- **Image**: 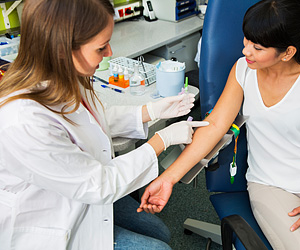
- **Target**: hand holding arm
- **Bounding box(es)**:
[289,207,300,231]
[140,120,209,213]
[156,120,209,150]
[146,120,209,156]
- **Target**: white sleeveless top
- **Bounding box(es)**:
[236,57,300,193]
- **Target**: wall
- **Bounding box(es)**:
[0,2,21,32]
[113,0,140,7]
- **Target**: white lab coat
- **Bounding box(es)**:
[0,86,158,250]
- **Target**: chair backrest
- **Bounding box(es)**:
[199,0,260,192]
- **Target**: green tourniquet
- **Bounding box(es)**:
[230,126,240,137]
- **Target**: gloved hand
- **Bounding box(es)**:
[156,120,209,150]
[146,94,195,121]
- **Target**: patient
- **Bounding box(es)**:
[138,0,300,249]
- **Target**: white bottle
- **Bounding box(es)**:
[118,66,124,82]
[124,67,130,87]
[130,62,145,95]
[113,65,118,82]
[124,68,129,81]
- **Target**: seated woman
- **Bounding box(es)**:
[138,0,300,249]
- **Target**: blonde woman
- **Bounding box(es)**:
[0,0,208,249]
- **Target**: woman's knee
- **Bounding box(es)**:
[114,195,171,243]
[114,225,172,250]
[248,182,300,250]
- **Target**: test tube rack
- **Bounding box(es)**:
[108,57,156,86]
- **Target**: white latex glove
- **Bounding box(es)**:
[156,120,209,150]
[146,94,195,121]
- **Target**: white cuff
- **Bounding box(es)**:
[146,102,156,121]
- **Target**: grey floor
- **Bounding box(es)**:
[156,156,222,250]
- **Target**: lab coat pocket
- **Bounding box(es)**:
[11,227,71,250]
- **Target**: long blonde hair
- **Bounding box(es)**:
[0,0,114,117]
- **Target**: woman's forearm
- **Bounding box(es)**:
[160,120,228,185]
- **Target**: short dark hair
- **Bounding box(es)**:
[243,0,300,63]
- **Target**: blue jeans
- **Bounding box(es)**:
[114,195,172,250]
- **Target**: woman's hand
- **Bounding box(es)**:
[146,94,195,121]
[137,176,174,214]
[156,120,209,150]
[288,207,300,231]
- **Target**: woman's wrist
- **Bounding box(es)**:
[161,167,182,185]
[147,133,165,156]
[142,105,151,123]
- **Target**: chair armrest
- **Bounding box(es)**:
[221,214,268,250]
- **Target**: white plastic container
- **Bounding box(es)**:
[156,60,185,97]
[108,57,156,86]
[0,37,20,58]
[130,62,145,95]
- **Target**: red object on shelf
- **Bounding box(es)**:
[118,9,124,17]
